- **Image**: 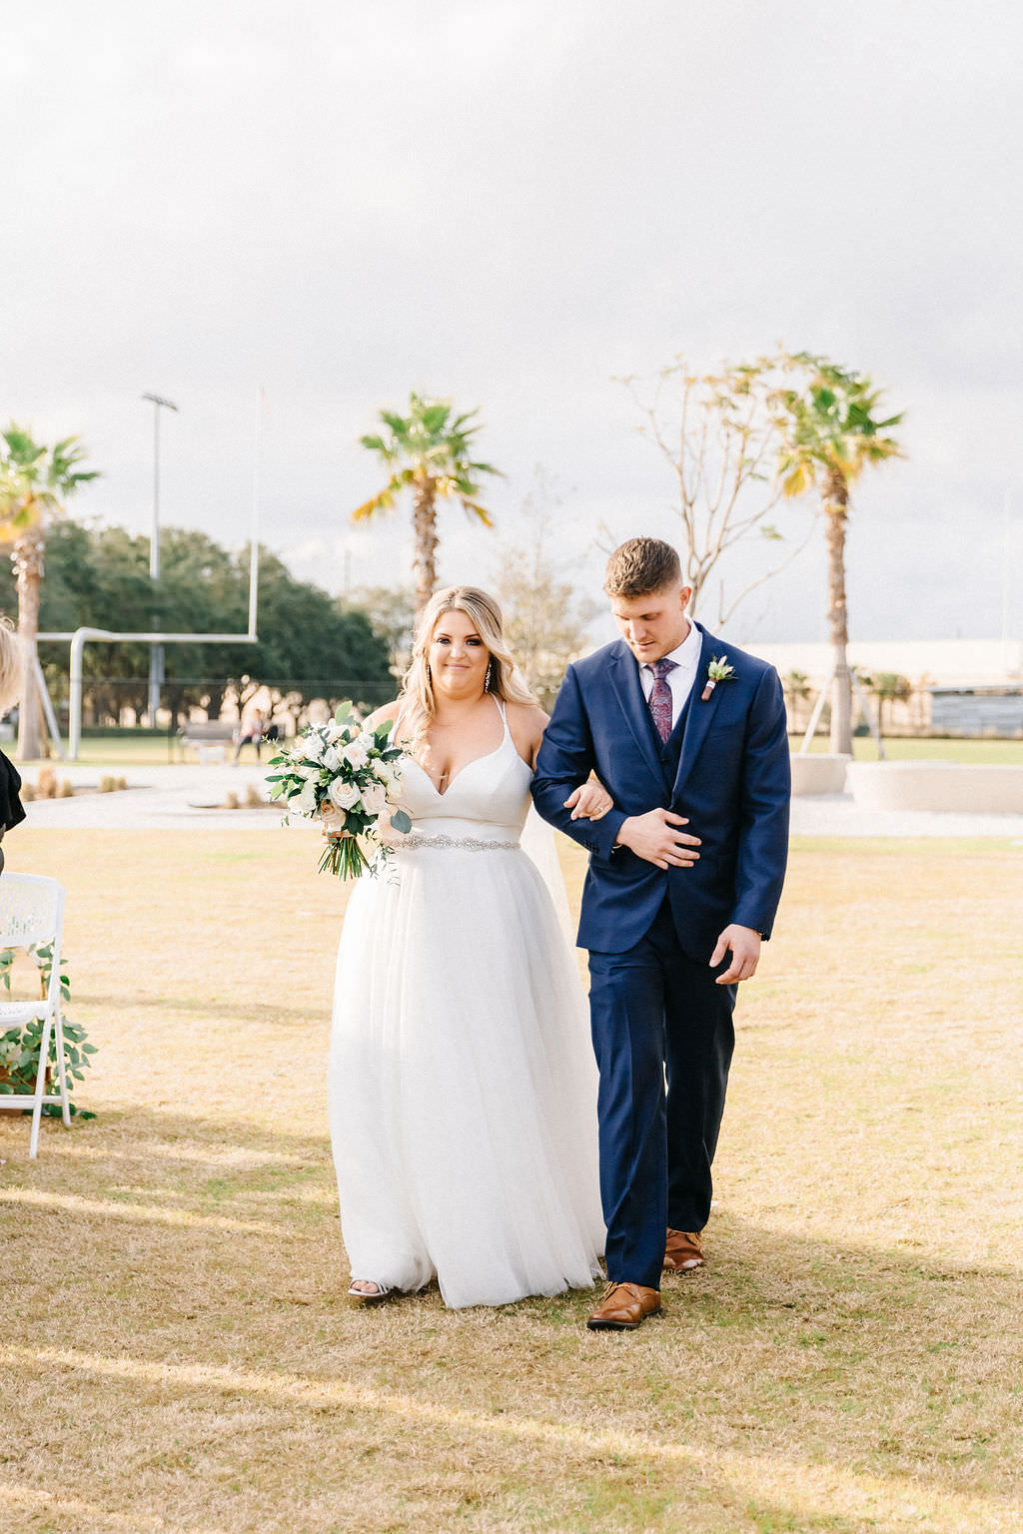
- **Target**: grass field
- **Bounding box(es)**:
[795,736,1023,764]
[1,830,1022,1533]
[17,736,225,768]
[18,739,281,770]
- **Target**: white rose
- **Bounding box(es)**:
[297,778,319,816]
[378,762,404,801]
[342,738,370,770]
[322,744,340,772]
[328,778,361,811]
[360,782,387,816]
[303,733,325,764]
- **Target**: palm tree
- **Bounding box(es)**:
[0,425,98,758]
[352,393,500,618]
[871,671,913,738]
[774,356,903,755]
[781,669,812,733]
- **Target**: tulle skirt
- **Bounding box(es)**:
[328,842,604,1308]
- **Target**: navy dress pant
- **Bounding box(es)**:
[587,898,736,1290]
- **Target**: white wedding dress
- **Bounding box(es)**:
[328,700,604,1309]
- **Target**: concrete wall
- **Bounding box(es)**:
[847,761,1023,813]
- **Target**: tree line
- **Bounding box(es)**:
[0,522,394,728]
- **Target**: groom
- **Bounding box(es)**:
[533,537,790,1330]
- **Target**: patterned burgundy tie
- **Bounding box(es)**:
[647,658,677,743]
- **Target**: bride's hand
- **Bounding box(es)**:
[375,810,401,847]
[564,781,614,821]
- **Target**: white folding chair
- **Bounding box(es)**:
[0,874,69,1158]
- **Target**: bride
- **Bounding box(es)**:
[327,585,608,1309]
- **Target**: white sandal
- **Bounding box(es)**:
[348,1280,394,1302]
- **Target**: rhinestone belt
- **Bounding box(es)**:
[397,832,520,852]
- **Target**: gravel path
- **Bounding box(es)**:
[16,764,1023,839]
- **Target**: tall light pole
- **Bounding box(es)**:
[141,392,178,725]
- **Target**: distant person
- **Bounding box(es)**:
[232,709,267,764]
[0,621,27,873]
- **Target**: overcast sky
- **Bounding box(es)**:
[3,1,1021,646]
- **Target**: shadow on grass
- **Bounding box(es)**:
[0,1099,329,1166]
[3,1108,1021,1529]
[78,991,330,1026]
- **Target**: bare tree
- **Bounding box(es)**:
[494,473,598,710]
[620,357,817,627]
[343,585,416,676]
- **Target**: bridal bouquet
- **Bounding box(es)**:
[266,703,411,880]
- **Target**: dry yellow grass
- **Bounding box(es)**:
[1,829,1021,1534]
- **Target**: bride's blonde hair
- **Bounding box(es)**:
[399,586,536,751]
[0,619,25,719]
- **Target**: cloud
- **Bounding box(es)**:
[2,1,1021,641]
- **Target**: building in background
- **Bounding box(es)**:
[744,639,1023,737]
[928,684,1023,737]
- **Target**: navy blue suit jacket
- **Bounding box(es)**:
[532,624,790,959]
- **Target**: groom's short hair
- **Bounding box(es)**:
[604,538,682,598]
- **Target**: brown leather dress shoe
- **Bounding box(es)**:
[663,1228,705,1272]
[586,1281,662,1331]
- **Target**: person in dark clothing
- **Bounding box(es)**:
[0,752,25,873]
[0,620,26,873]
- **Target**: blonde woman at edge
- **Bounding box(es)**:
[0,620,27,872]
[327,586,609,1308]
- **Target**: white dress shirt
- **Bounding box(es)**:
[637,621,703,728]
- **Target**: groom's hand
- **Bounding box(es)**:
[615,809,701,869]
[711,925,761,984]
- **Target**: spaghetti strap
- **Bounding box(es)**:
[391,700,414,739]
[492,694,510,740]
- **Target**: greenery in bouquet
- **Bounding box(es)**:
[266,702,411,879]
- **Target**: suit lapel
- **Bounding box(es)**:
[672,624,720,799]
[607,641,668,788]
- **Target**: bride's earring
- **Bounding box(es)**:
[485,661,493,692]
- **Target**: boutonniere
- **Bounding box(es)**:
[701,655,736,702]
